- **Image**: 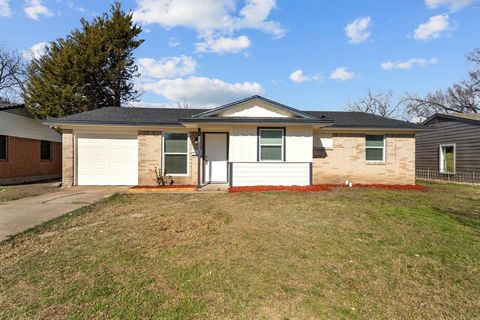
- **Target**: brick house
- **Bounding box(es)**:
[0,103,62,185]
[44,96,423,187]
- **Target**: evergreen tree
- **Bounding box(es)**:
[24,2,143,118]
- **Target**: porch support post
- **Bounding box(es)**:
[196,127,201,190]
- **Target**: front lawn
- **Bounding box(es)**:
[1,183,479,319]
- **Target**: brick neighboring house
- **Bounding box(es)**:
[45,96,424,187]
[0,103,62,185]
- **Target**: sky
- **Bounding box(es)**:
[0,0,479,111]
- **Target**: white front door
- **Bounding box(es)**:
[204,133,228,183]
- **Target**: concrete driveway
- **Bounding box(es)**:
[0,186,127,242]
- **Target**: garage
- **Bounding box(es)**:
[76,134,138,185]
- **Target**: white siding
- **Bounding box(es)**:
[285,126,313,162]
[228,125,313,162]
[231,162,310,186]
[229,126,257,162]
[0,111,62,142]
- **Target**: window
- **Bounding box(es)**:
[164,133,188,175]
[0,135,7,160]
[259,128,284,161]
[40,140,51,160]
[365,135,385,161]
[439,144,455,174]
[316,133,333,149]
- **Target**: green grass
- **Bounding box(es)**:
[1,182,479,319]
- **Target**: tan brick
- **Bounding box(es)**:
[61,129,74,187]
[313,133,415,185]
[138,131,199,186]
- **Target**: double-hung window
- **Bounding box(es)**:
[164,133,188,175]
[0,135,7,160]
[365,135,385,162]
[259,128,284,161]
[439,144,455,174]
[40,140,51,160]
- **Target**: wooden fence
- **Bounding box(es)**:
[416,169,477,186]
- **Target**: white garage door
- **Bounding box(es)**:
[77,134,138,185]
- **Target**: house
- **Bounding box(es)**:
[44,96,423,187]
[416,113,480,184]
[0,103,62,185]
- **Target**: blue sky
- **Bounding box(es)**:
[0,0,479,110]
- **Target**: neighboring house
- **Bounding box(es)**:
[44,96,423,187]
[416,113,480,184]
[0,103,62,185]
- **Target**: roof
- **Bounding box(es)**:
[423,112,480,125]
[44,96,424,130]
[44,106,423,129]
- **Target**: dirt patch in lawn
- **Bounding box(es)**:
[0,183,479,319]
[0,181,60,203]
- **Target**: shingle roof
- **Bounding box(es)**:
[44,107,205,125]
[307,111,423,129]
[424,112,480,125]
[44,106,424,129]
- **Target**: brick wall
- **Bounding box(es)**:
[0,136,62,185]
[138,131,199,186]
[312,133,415,185]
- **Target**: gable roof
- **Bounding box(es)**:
[423,112,480,125]
[191,95,318,119]
[44,106,423,130]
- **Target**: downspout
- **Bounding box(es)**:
[196,128,201,190]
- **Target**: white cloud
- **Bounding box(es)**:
[137,55,198,79]
[425,0,475,11]
[381,58,438,70]
[23,42,48,60]
[413,15,451,41]
[330,67,355,81]
[196,35,251,54]
[133,0,285,38]
[0,0,11,17]
[169,37,181,47]
[289,69,321,83]
[141,76,264,108]
[345,16,372,44]
[24,0,53,20]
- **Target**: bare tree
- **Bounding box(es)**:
[0,46,28,102]
[176,97,191,109]
[404,47,480,118]
[346,90,405,118]
[404,82,479,118]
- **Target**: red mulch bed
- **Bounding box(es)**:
[228,184,428,193]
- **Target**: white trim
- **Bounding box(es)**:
[259,128,284,162]
[439,143,456,174]
[365,135,386,163]
[162,132,190,177]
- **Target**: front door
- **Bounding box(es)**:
[204,133,228,183]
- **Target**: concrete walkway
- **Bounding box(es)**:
[0,186,126,242]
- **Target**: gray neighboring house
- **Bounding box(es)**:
[416,113,480,184]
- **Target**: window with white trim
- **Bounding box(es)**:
[439,144,455,174]
[164,133,189,175]
[365,135,385,161]
[0,135,7,160]
[259,128,284,161]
